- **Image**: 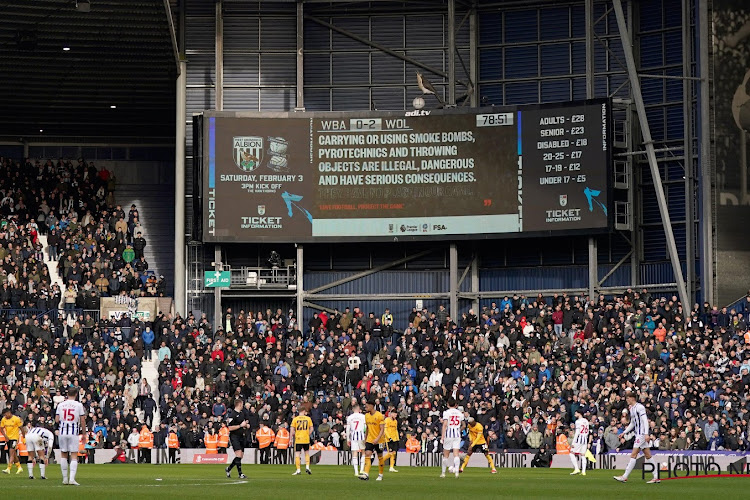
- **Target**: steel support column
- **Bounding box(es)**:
[450,244,458,319]
[214,246,222,328]
[175,58,186,316]
[215,0,223,111]
[469,1,478,107]
[296,245,304,329]
[296,1,305,111]
[447,0,456,106]
[586,0,597,299]
[470,253,479,313]
[698,0,713,304]
[682,0,695,304]
[613,0,690,308]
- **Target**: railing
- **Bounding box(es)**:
[222,265,297,290]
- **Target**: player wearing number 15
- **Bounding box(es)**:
[55,387,87,486]
[0,408,24,475]
[291,408,313,476]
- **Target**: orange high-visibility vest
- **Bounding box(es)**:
[205,434,218,454]
[324,445,337,451]
[556,434,571,455]
[406,437,420,453]
[139,429,153,449]
[256,426,275,449]
[18,436,28,457]
[78,436,87,457]
[311,442,325,450]
[218,426,229,448]
[274,428,290,449]
[167,432,180,449]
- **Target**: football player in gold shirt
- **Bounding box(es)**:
[359,401,385,481]
[461,416,497,474]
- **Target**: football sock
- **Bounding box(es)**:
[28,463,34,478]
[236,458,243,475]
[649,457,658,479]
[453,456,460,473]
[623,457,637,479]
[295,456,301,471]
[364,456,372,475]
[40,463,46,477]
[391,452,397,467]
[60,457,68,480]
[353,455,359,475]
[581,455,587,474]
[304,452,310,469]
[570,453,579,471]
[442,457,448,474]
[486,454,495,468]
[69,459,78,482]
[462,455,470,470]
[378,456,384,475]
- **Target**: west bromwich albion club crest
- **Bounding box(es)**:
[233,136,263,172]
[559,195,568,207]
[258,205,265,215]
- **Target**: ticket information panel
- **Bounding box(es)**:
[199,99,611,242]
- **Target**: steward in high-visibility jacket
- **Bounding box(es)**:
[167,429,180,464]
[218,424,230,454]
[556,432,571,455]
[205,429,219,454]
[17,435,28,463]
[78,435,87,461]
[311,441,326,451]
[274,425,290,464]
[256,423,275,464]
[139,425,154,463]
[405,434,421,453]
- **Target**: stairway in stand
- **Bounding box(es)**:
[115,184,175,295]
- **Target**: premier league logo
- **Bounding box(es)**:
[559,195,568,207]
[258,205,265,216]
[233,136,263,172]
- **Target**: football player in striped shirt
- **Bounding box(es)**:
[614,391,660,484]
[570,410,590,476]
[346,403,367,477]
[441,398,464,478]
[55,387,87,486]
[25,423,54,480]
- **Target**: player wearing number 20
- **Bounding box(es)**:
[570,410,591,476]
[55,387,87,486]
[291,408,314,476]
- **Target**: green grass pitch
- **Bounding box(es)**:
[0,464,748,499]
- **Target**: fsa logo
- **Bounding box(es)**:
[432,224,447,231]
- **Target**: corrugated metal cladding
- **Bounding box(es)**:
[478,2,630,105]
[305,270,449,295]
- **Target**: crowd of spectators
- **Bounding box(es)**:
[2,283,749,457]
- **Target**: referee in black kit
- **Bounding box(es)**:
[224,399,248,479]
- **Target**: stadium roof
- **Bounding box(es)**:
[0,0,178,142]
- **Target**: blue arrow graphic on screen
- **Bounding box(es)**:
[583,187,608,216]
[281,191,313,223]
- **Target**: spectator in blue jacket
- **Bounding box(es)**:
[142,326,155,360]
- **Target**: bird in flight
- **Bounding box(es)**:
[416,71,444,106]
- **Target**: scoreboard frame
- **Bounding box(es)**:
[192,98,613,244]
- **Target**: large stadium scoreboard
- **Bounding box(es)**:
[195,99,611,243]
